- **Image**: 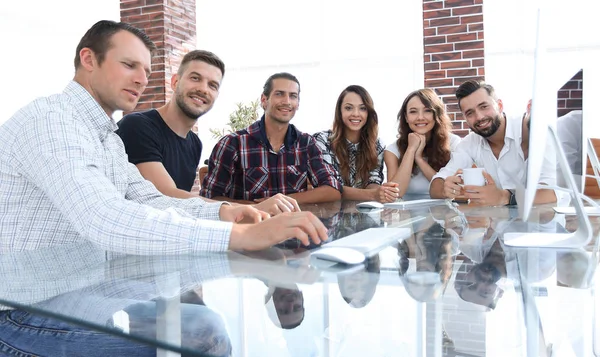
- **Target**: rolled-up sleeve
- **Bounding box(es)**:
[431,141,475,183]
[368,139,385,185]
[306,136,343,192]
[200,135,239,199]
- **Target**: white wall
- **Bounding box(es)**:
[485,0,599,133]
[0,2,120,125]
[195,0,424,163]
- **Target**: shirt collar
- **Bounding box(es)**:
[503,112,521,143]
[256,115,297,150]
[346,139,359,151]
[64,81,118,135]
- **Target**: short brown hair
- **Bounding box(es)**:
[262,72,300,97]
[455,79,497,110]
[177,50,225,77]
[74,20,156,70]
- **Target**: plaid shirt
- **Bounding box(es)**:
[313,130,385,188]
[201,117,342,201]
[0,81,232,255]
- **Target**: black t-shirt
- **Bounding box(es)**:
[117,109,202,191]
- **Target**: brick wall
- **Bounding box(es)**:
[120,0,201,193]
[557,69,583,117]
[422,0,485,137]
[120,0,197,111]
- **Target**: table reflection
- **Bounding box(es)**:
[0,201,598,356]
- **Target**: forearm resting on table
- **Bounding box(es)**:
[289,185,341,204]
[534,187,557,204]
[211,196,255,205]
[429,178,446,198]
[341,185,378,201]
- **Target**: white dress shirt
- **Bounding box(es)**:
[0,81,232,255]
[556,110,582,178]
[432,113,557,191]
[386,134,462,198]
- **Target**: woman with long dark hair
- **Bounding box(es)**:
[384,88,461,199]
[314,85,399,202]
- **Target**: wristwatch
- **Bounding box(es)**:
[506,189,517,206]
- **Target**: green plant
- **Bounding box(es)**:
[209,99,260,139]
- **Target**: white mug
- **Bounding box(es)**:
[459,168,485,187]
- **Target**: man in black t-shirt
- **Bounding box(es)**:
[118,50,301,215]
[118,50,222,198]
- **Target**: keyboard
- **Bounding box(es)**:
[553,206,600,216]
[324,227,412,257]
[384,198,447,209]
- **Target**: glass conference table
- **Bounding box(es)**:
[1,200,600,357]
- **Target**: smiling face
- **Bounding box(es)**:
[340,92,368,135]
[87,30,151,116]
[459,88,504,138]
[405,95,435,135]
[173,60,222,120]
[261,78,299,124]
[272,287,304,328]
[457,262,503,308]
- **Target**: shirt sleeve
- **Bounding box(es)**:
[538,131,557,187]
[432,137,475,182]
[200,135,239,198]
[385,141,401,159]
[116,113,163,165]
[11,110,232,255]
[367,139,385,185]
[449,134,462,151]
[313,131,335,167]
[306,135,343,192]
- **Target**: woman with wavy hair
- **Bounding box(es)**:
[384,88,461,199]
[314,85,399,202]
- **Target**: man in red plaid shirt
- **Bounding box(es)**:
[201,72,342,204]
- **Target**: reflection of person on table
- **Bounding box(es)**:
[1,242,237,356]
[454,239,505,310]
[236,247,308,329]
[264,283,305,329]
[556,249,593,288]
[337,256,381,308]
[397,222,456,351]
[397,222,455,301]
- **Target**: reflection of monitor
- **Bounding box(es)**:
[504,8,593,248]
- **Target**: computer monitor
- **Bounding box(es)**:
[503,8,594,248]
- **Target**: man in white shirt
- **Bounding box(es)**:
[556,110,583,189]
[430,79,557,206]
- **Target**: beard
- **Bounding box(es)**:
[474,261,502,283]
[471,114,502,138]
[175,90,211,120]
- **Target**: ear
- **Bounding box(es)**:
[78,48,96,72]
[170,74,179,91]
[526,99,532,114]
[260,94,267,110]
[496,98,504,113]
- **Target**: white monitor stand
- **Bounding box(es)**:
[504,125,594,248]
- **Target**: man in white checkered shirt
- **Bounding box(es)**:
[0,20,328,356]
